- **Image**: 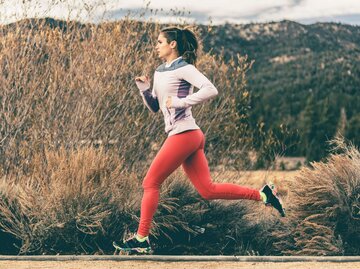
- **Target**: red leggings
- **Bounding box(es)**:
[137,129,261,236]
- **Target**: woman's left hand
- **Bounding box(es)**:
[166,96,172,108]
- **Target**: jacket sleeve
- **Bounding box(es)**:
[171,65,218,109]
[141,89,159,113]
[135,80,159,113]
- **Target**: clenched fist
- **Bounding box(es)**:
[166,96,172,108]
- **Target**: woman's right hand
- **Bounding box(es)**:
[135,75,151,92]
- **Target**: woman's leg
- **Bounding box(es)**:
[137,130,203,237]
[182,134,261,201]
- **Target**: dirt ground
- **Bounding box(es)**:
[0,261,359,269]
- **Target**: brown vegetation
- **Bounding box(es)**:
[0,15,359,256]
[271,138,360,255]
[0,17,252,175]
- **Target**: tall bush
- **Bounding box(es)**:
[271,138,360,255]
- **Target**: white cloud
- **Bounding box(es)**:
[257,0,360,21]
[0,0,359,25]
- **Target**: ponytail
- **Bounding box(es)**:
[160,27,198,65]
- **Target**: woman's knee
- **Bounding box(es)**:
[198,184,216,200]
[142,175,160,190]
[199,191,215,200]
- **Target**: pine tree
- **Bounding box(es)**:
[336,107,347,137]
[346,114,360,146]
[300,92,318,161]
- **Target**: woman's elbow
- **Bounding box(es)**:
[204,82,218,98]
[152,107,159,113]
[211,86,218,97]
[149,104,160,113]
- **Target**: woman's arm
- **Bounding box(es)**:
[170,65,218,109]
[135,76,159,113]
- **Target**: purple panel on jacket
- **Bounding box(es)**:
[175,80,191,120]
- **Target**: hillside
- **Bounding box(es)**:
[201,20,360,161]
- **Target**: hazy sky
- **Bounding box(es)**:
[1,0,360,26]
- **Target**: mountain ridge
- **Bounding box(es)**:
[200,20,360,160]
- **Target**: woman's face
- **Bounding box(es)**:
[155,33,177,60]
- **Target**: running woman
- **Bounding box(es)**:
[113,27,285,255]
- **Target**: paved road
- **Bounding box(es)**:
[1,261,360,269]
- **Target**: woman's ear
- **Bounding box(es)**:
[170,40,177,49]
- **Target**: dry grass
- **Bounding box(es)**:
[0,147,143,254]
[0,146,291,255]
[1,141,359,256]
[271,138,360,255]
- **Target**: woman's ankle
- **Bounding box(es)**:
[136,233,148,242]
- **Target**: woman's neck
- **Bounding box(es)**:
[165,54,180,65]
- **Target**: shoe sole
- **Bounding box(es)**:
[262,184,286,217]
[113,242,152,255]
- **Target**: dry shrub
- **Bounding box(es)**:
[0,146,143,254]
[0,18,162,174]
[272,138,360,255]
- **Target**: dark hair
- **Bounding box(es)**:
[160,27,198,65]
